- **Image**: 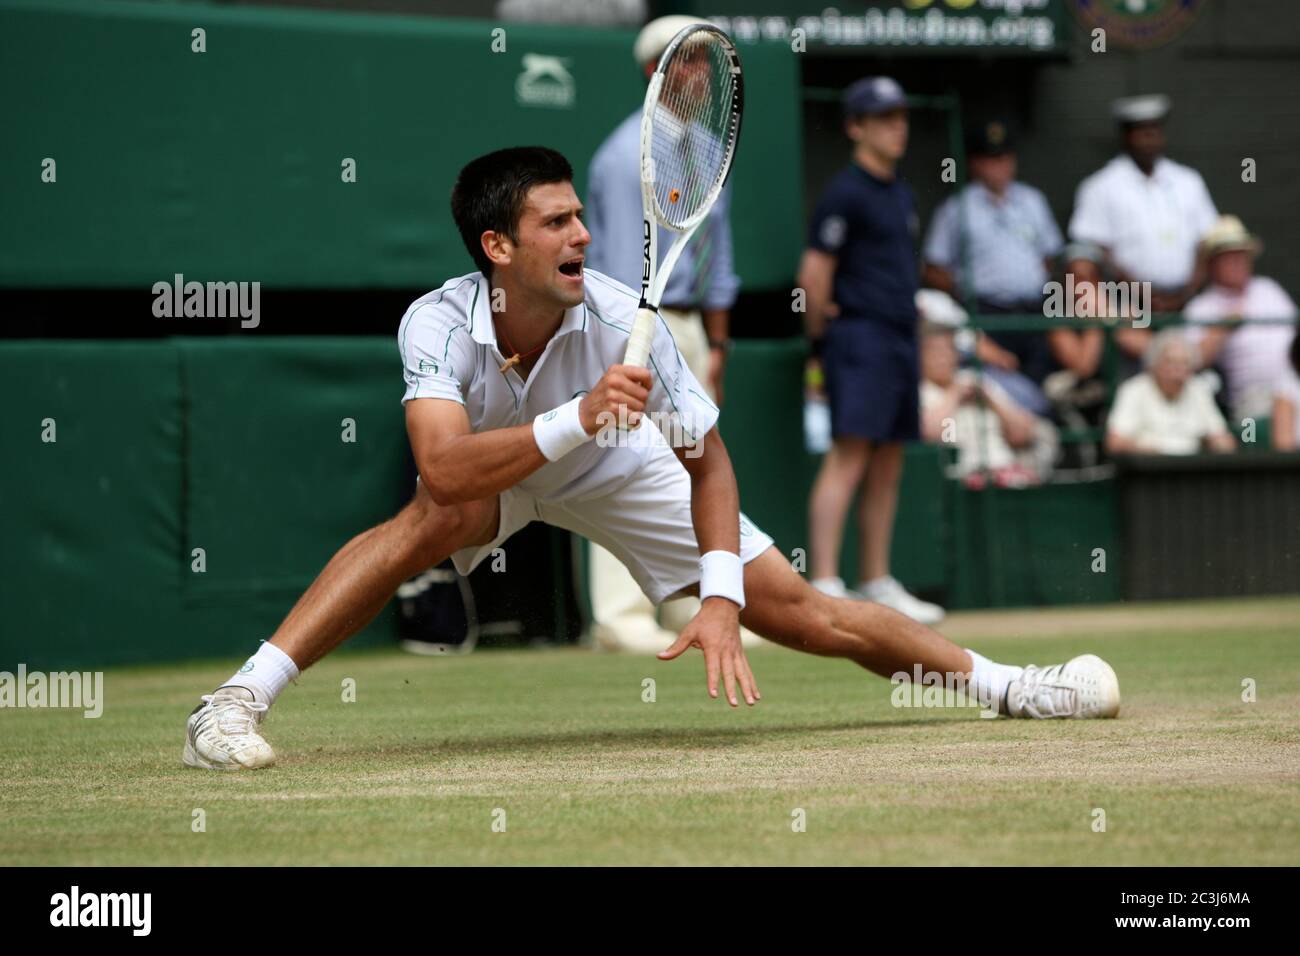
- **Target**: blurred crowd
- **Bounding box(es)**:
[793,76,1298,619]
[807,85,1299,496]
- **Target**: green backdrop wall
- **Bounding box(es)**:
[0,0,803,291]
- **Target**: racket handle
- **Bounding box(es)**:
[623,308,657,368]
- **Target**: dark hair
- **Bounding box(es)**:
[450,146,574,276]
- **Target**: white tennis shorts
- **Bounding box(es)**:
[450,441,775,605]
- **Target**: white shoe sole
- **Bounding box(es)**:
[182,734,275,771]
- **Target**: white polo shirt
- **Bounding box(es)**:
[397,268,720,503]
[1069,155,1218,289]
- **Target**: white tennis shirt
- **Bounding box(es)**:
[398,268,720,503]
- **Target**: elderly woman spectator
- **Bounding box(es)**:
[1106,329,1235,455]
[920,322,1057,485]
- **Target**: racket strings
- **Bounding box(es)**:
[650,34,739,229]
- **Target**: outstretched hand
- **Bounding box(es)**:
[658,598,760,707]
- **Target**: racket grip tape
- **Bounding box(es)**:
[622,308,658,368]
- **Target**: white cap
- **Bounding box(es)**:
[634,15,708,67]
[916,289,968,328]
[1112,94,1171,125]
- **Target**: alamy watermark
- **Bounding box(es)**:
[0,664,103,718]
[890,665,997,719]
[152,273,260,328]
[49,886,150,935]
[1043,275,1151,328]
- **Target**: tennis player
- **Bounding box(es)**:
[183,147,1120,770]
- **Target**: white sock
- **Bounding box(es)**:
[965,649,1023,712]
[220,641,300,706]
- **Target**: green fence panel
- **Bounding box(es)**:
[948,480,1122,610]
[0,342,183,670]
[177,338,409,652]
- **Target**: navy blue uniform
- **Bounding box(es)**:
[808,163,921,442]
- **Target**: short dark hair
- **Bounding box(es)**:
[450,147,574,276]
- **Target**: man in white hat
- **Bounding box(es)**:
[1069,95,1218,321]
[584,16,748,653]
[1184,215,1298,421]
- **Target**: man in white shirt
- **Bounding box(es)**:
[1183,215,1298,421]
[1069,95,1218,316]
[179,147,1122,770]
[1106,329,1235,456]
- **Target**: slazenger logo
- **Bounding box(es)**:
[515,54,575,109]
[50,886,151,936]
[418,359,439,374]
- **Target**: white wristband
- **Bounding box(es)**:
[533,397,591,461]
[699,550,745,609]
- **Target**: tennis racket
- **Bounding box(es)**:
[622,23,744,368]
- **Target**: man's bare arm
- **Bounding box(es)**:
[796,249,839,340]
[406,400,545,506]
[659,426,758,707]
[921,261,957,296]
[1105,431,1149,455]
[1273,394,1297,452]
[675,427,741,558]
[407,364,653,506]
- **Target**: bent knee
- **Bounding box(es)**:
[403,489,498,567]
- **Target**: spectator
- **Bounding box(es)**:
[798,76,943,624]
[1040,244,1113,467]
[1069,94,1218,335]
[920,323,1056,486]
[1184,215,1298,422]
[1271,332,1300,452]
[1106,329,1235,455]
[1047,243,1107,383]
[923,118,1064,413]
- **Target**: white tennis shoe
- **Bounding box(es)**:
[810,576,861,599]
[1005,654,1121,719]
[182,687,276,770]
